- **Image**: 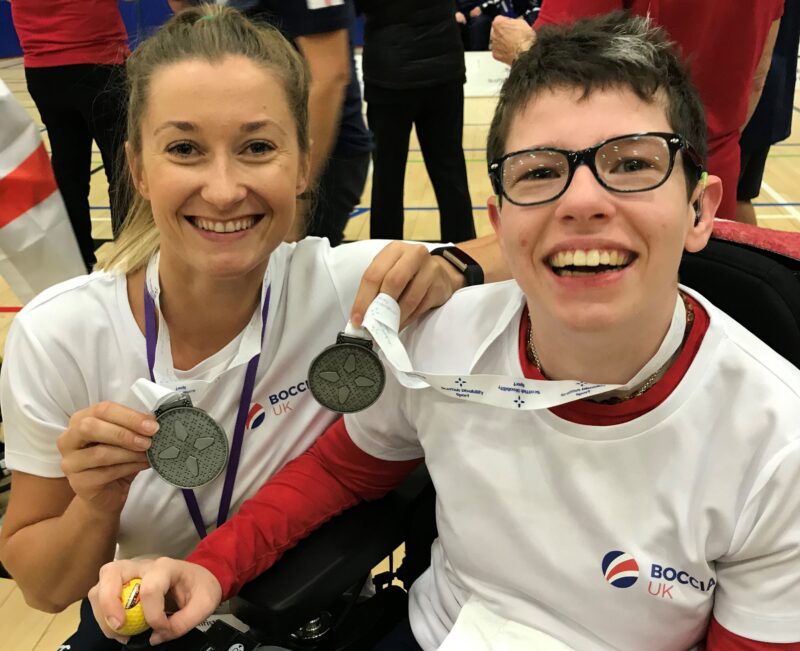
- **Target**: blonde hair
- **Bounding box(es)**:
[99,4,310,273]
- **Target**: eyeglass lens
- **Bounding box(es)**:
[501,135,673,204]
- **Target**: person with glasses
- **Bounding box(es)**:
[488,0,783,223]
[89,13,800,651]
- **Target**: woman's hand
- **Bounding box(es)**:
[351,242,464,329]
[57,401,159,515]
[89,557,222,645]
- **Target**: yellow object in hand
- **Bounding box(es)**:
[116,578,149,636]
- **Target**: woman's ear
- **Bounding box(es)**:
[296,150,311,197]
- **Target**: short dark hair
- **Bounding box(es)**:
[486,12,707,194]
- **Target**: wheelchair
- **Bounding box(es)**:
[124,220,800,651]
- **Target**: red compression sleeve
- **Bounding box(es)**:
[187,418,421,600]
[706,618,800,650]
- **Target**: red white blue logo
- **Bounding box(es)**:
[246,403,266,430]
[602,551,640,588]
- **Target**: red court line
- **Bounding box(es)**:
[0,307,21,313]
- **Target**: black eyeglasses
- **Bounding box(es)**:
[488,132,704,206]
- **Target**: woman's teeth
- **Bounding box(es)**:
[192,216,258,233]
[548,249,634,276]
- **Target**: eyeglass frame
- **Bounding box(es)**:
[488,131,705,207]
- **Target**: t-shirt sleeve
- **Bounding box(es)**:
[712,442,800,642]
[0,316,78,477]
[344,337,424,461]
[325,239,445,327]
[536,0,622,27]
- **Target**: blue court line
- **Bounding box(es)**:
[753,202,800,207]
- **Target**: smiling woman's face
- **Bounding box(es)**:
[128,54,309,281]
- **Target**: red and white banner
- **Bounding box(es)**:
[0,80,84,304]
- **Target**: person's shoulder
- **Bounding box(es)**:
[20,271,120,315]
[403,281,523,366]
[423,281,522,327]
[697,292,800,396]
[15,270,123,334]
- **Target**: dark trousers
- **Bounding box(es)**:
[25,64,128,270]
[62,598,212,651]
[367,82,476,243]
[306,149,371,246]
[372,619,424,651]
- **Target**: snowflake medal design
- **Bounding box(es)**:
[308,333,386,413]
[147,394,229,488]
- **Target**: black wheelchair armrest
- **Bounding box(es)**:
[230,464,432,637]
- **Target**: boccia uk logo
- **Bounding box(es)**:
[246,403,266,430]
[601,550,640,588]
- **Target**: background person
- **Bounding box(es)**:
[359,0,477,243]
[10,0,131,270]
[736,0,800,225]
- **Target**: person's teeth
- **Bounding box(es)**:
[586,249,600,266]
[599,250,610,265]
[573,250,587,266]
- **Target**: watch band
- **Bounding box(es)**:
[430,246,484,286]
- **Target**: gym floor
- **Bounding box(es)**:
[0,55,799,650]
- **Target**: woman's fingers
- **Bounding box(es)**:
[59,402,159,456]
[61,443,149,475]
[351,242,429,326]
[91,560,155,640]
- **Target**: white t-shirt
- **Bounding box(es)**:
[1,237,392,560]
[345,281,800,650]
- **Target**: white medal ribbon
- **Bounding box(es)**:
[352,293,686,410]
[131,380,185,413]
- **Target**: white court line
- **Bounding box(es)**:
[761,182,800,220]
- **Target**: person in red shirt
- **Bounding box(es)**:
[10,0,130,270]
[489,0,782,223]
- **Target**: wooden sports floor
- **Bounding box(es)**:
[0,53,799,649]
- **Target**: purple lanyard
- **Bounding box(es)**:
[144,282,271,540]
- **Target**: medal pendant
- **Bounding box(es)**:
[148,394,229,488]
[308,333,386,413]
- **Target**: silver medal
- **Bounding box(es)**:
[148,394,229,488]
[308,333,385,413]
